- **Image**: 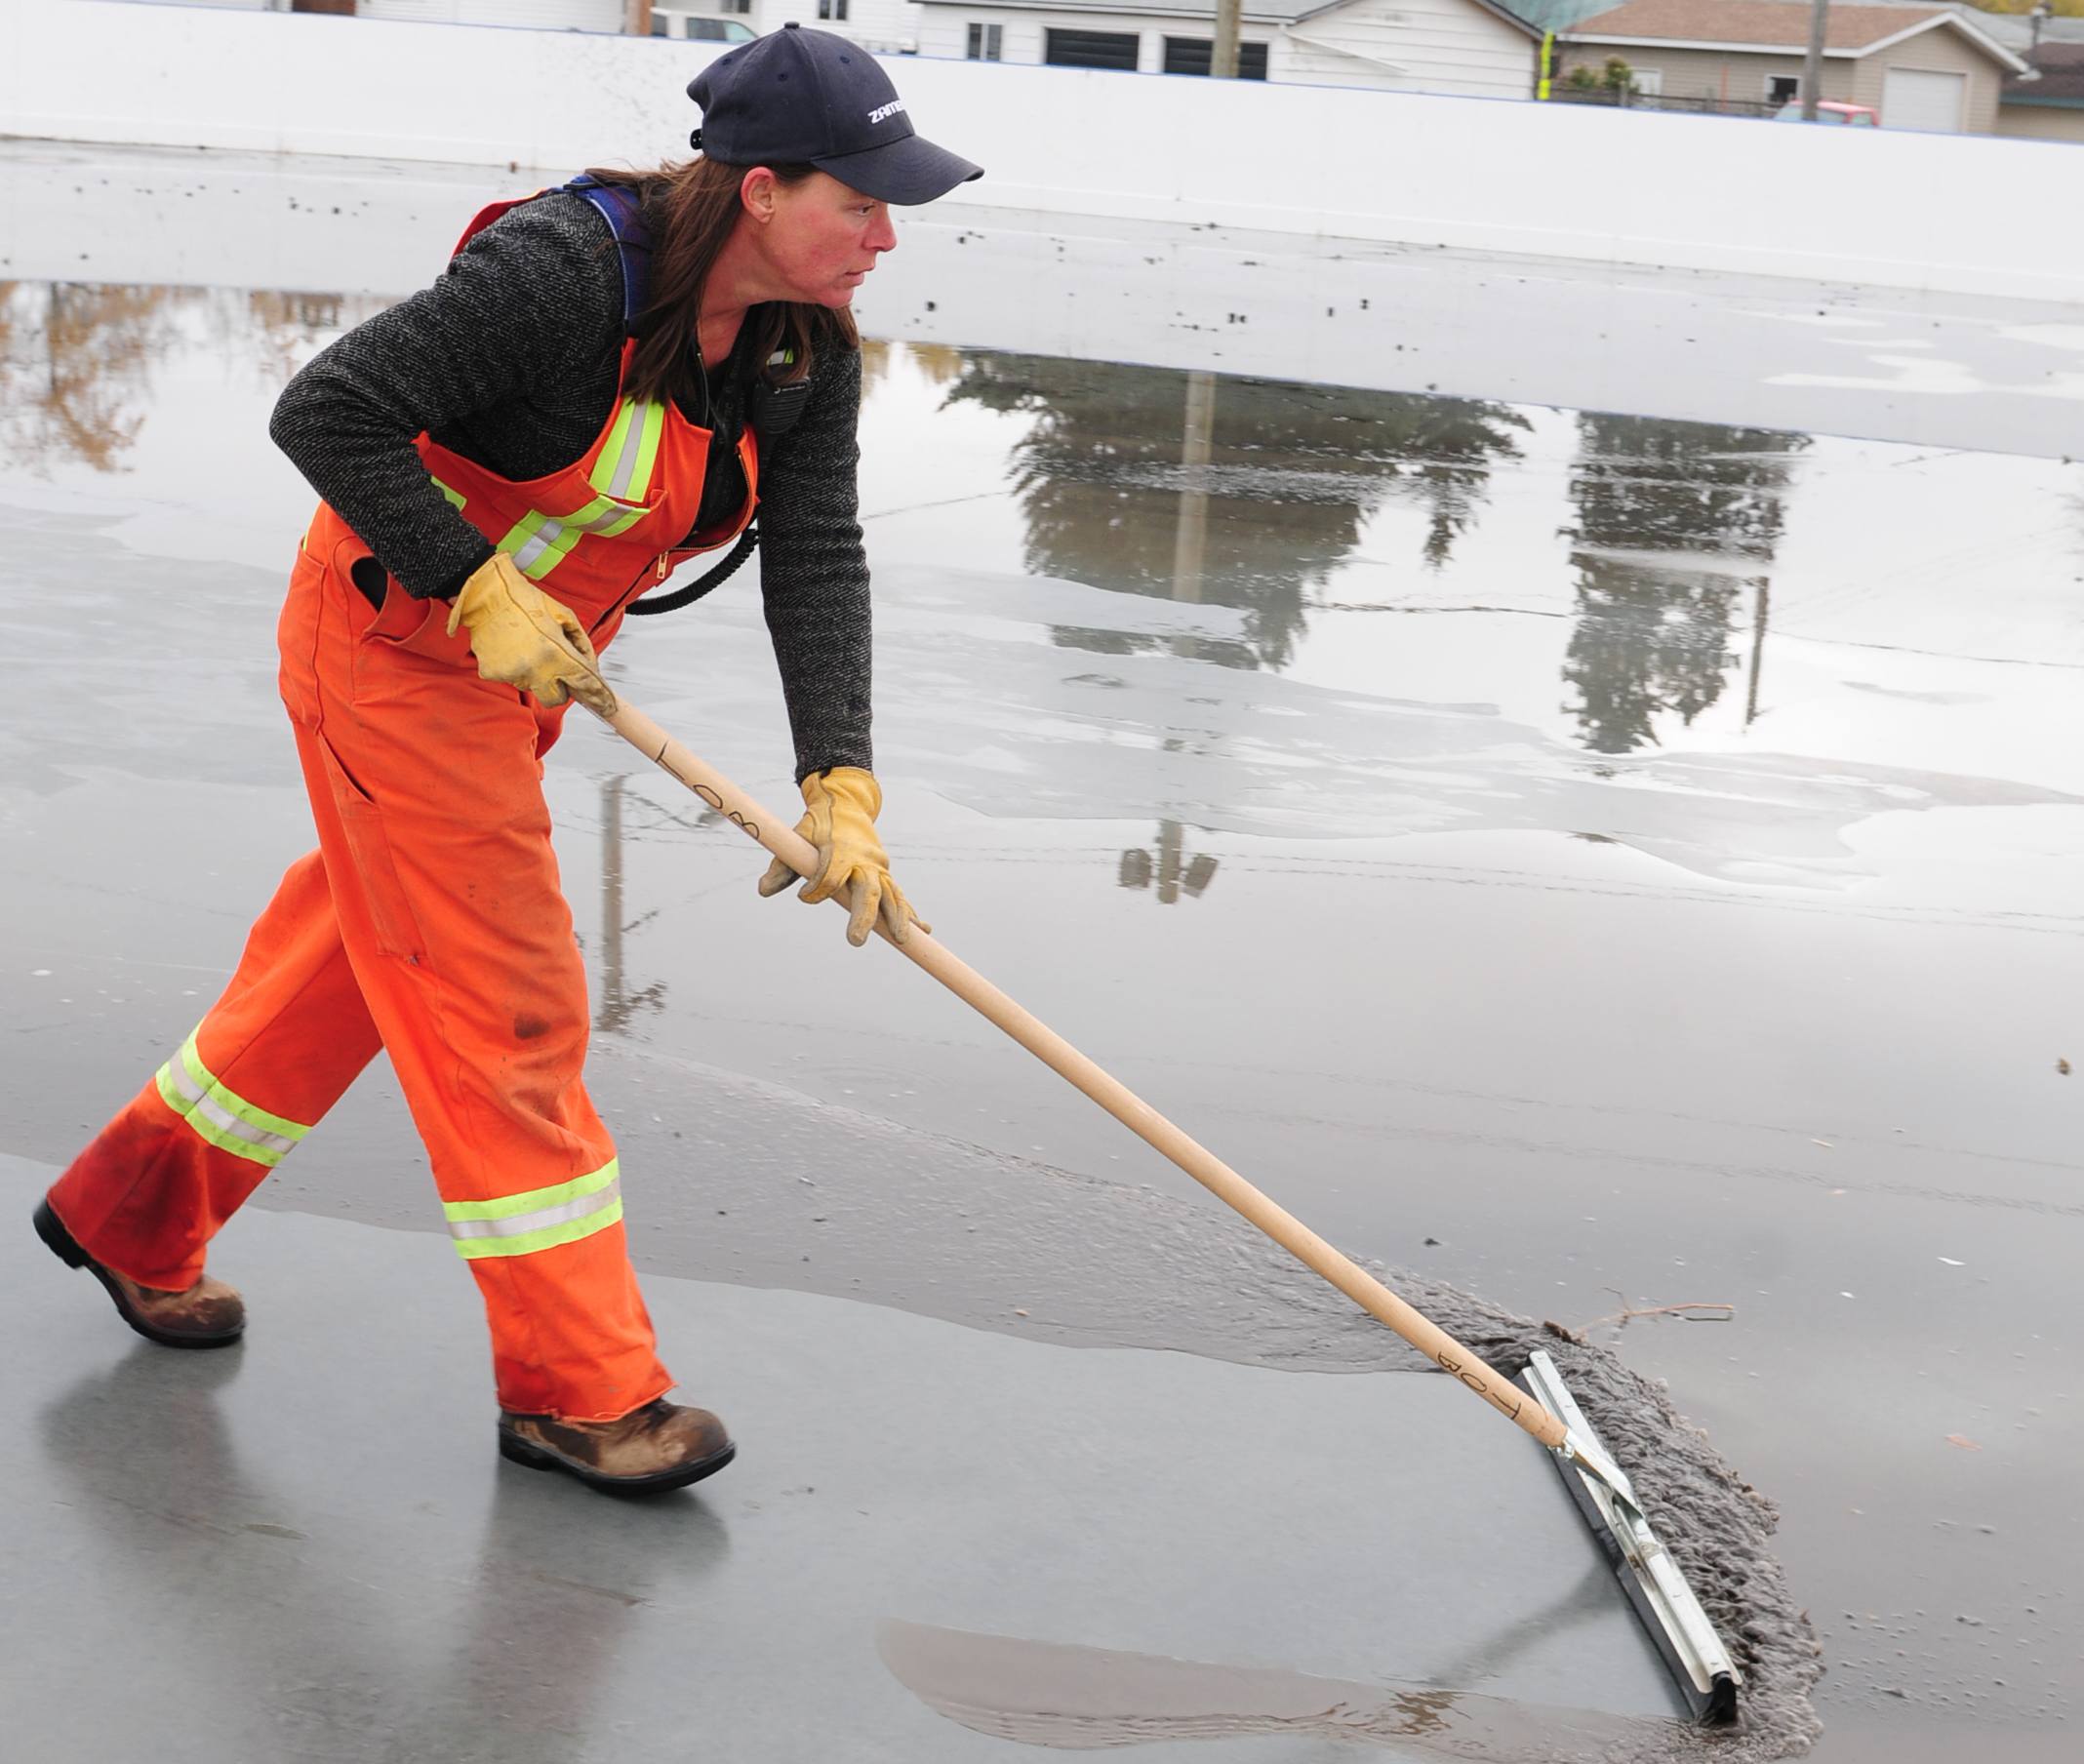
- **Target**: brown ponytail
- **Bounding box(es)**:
[579,157,859,409]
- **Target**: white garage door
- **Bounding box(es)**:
[1883,66,1968,133]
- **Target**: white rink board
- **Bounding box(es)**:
[2,1,2080,302]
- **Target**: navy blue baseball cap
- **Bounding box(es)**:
[687,23,982,207]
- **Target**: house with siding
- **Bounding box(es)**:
[1557,1,2027,133]
[353,0,632,25]
[1999,40,2084,144]
[649,0,925,54]
[912,0,1543,100]
[346,2,924,55]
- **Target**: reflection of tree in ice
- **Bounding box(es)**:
[861,338,966,397]
[242,290,360,388]
[859,336,896,397]
[942,351,1530,671]
[0,283,372,475]
[0,283,189,472]
[1402,402,1535,570]
[1560,415,1807,753]
[907,341,966,388]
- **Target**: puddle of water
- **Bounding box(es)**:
[856,344,2084,801]
[878,1620,1692,1762]
[6,281,2081,821]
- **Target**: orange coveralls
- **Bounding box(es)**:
[47,191,757,1421]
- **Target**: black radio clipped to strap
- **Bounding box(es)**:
[751,348,811,444]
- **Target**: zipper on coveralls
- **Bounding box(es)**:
[590,551,675,637]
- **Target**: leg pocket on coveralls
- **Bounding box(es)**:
[308,731,430,967]
[276,537,327,728]
[343,547,478,666]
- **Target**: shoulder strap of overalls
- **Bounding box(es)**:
[558,174,652,335]
[556,172,810,446]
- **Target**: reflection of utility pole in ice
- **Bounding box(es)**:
[595,775,664,1033]
[1120,822,1220,902]
[1169,370,1216,607]
[1123,370,1225,903]
[1744,578,1770,728]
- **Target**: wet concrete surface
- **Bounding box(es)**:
[4,146,2082,1758]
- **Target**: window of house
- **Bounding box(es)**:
[719,0,751,13]
[1043,28,1142,71]
[1767,74,1800,103]
[818,0,850,20]
[1629,67,1662,96]
[1161,37,1270,79]
[967,21,1004,60]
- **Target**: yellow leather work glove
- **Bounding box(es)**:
[757,767,930,948]
[444,552,614,715]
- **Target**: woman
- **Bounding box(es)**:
[31,25,982,1495]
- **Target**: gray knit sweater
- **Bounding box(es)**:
[268,188,871,782]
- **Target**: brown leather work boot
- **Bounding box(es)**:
[498,1398,736,1494]
[34,1198,246,1348]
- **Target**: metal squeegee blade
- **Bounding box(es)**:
[1520,1350,1741,1727]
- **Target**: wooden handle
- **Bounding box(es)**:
[598,697,1569,1454]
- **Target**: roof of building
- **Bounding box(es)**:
[1298,0,1541,31]
[1563,0,2025,71]
[1968,8,2084,53]
[2006,39,2084,103]
[1507,0,1629,28]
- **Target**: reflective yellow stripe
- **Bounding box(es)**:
[152,1031,311,1169]
[453,1199,623,1262]
[590,400,638,497]
[430,474,465,512]
[497,493,648,580]
[588,397,666,502]
[498,509,585,581]
[443,1160,623,1261]
[471,391,669,580]
[556,493,648,539]
[625,401,664,501]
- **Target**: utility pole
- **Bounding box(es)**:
[1212,0,1242,78]
[1800,0,1828,121]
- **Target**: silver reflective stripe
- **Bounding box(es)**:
[565,500,639,535]
[161,1059,299,1158]
[510,521,563,574]
[599,407,638,500]
[448,1176,623,1242]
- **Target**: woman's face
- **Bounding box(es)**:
[756,171,900,309]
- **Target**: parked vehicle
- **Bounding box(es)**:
[1774,100,1880,126]
[651,13,756,45]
